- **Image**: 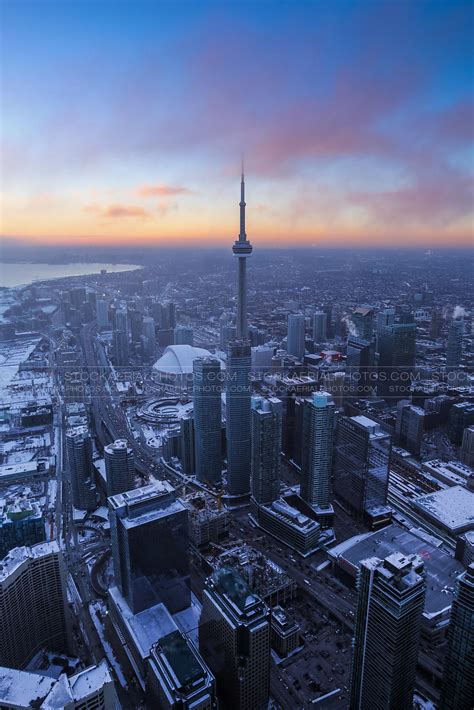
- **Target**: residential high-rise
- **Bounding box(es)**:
[226,170,252,503]
[199,567,270,710]
[446,317,463,369]
[0,542,69,669]
[312,311,327,343]
[147,631,217,709]
[66,426,97,511]
[300,392,336,527]
[349,552,426,710]
[193,357,222,485]
[109,482,190,614]
[334,415,391,526]
[440,563,474,710]
[251,396,282,505]
[104,439,135,497]
[287,314,305,359]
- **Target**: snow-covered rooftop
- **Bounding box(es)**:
[0,666,56,706]
[413,486,474,534]
[0,541,60,582]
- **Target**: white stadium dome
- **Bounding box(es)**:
[152,345,224,389]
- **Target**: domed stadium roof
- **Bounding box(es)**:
[153,345,216,376]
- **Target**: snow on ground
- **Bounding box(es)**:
[89,600,127,689]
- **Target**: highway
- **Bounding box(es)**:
[80,321,167,482]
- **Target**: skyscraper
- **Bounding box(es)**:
[376,307,395,332]
[460,425,474,468]
[109,483,190,614]
[430,307,443,339]
[251,396,282,505]
[112,308,129,366]
[220,323,236,350]
[0,542,69,669]
[115,307,128,335]
[351,306,374,341]
[175,326,194,346]
[446,317,463,369]
[440,563,474,710]
[199,567,270,710]
[377,318,416,400]
[287,314,305,359]
[312,311,327,343]
[345,336,375,400]
[395,401,425,455]
[66,426,97,511]
[193,357,222,485]
[333,415,391,526]
[225,169,252,503]
[349,552,426,710]
[142,316,156,359]
[96,298,109,329]
[104,439,136,497]
[180,415,195,475]
[112,329,129,367]
[300,392,336,527]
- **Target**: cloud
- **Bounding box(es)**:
[85,203,150,220]
[348,169,473,228]
[137,184,194,197]
[2,1,473,244]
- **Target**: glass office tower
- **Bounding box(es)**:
[109,482,190,614]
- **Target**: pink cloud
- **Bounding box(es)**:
[348,169,474,227]
[137,184,194,197]
[84,203,150,220]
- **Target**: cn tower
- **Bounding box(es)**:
[225,167,252,504]
[233,166,253,338]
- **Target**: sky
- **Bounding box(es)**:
[1,0,473,248]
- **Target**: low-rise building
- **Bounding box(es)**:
[0,660,116,709]
[328,524,464,645]
[413,486,474,538]
[184,492,229,547]
[0,501,46,559]
[251,494,331,557]
[147,631,217,709]
[270,606,300,658]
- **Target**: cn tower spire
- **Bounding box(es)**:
[233,163,252,339]
[240,161,246,241]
